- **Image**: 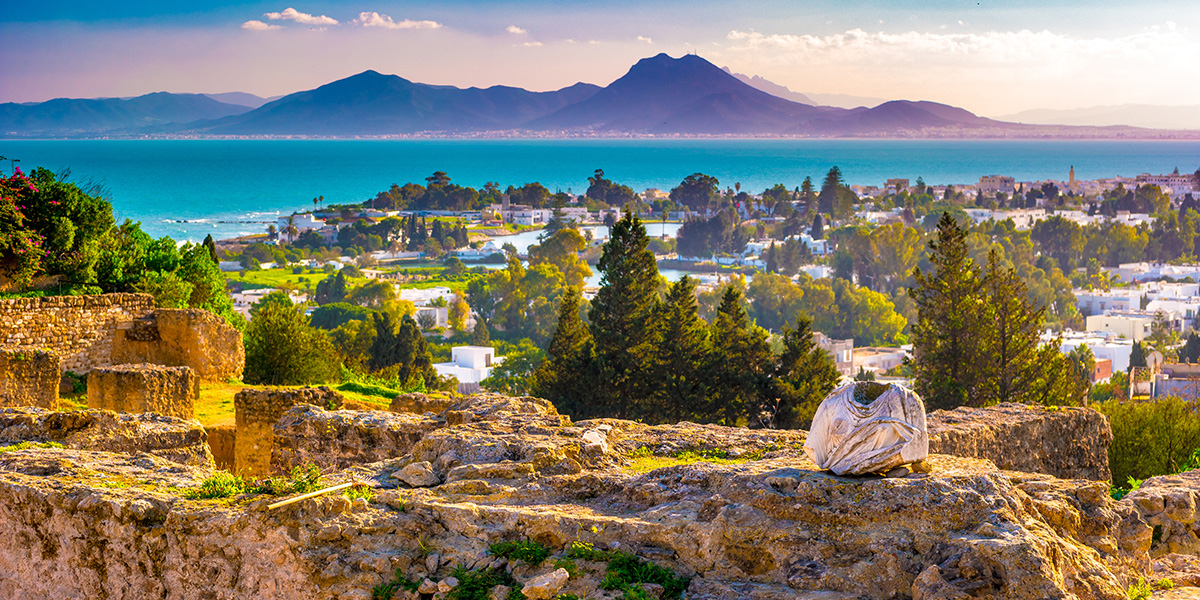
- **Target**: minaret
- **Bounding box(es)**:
[1069,166,1075,185]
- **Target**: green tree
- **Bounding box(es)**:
[532,287,595,415]
[202,234,219,264]
[911,212,981,410]
[366,312,437,386]
[527,228,592,288]
[643,277,710,423]
[769,314,839,429]
[817,166,843,216]
[588,213,660,418]
[975,250,1049,406]
[133,271,193,308]
[471,318,491,346]
[705,286,772,426]
[243,297,339,385]
[670,173,719,212]
[810,213,825,240]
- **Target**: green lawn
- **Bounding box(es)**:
[195,380,391,428]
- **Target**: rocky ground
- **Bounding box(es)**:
[0,394,1194,599]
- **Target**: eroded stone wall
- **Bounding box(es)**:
[110,308,244,382]
[0,407,213,467]
[927,402,1113,481]
[0,348,59,409]
[234,387,343,477]
[0,294,155,373]
[87,363,198,420]
[273,404,443,472]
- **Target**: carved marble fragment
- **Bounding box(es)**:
[804,381,929,476]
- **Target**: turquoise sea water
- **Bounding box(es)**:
[1,139,1196,242]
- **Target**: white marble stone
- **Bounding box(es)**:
[804,381,928,476]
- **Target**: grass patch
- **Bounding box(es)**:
[446,565,525,600]
[566,542,688,600]
[371,569,419,600]
[489,539,551,565]
[186,471,247,499]
[0,441,64,454]
[343,483,376,502]
[253,463,323,496]
[623,446,766,474]
[194,379,393,428]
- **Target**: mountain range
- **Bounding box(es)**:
[1,53,1194,138]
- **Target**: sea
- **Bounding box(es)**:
[1,138,1197,243]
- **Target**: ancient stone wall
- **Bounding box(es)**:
[111,308,244,382]
[388,392,455,415]
[0,407,213,467]
[927,402,1113,481]
[0,293,155,374]
[234,387,343,477]
[87,364,198,420]
[0,348,60,409]
[206,424,235,472]
[273,404,443,472]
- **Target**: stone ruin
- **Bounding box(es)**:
[87,363,199,420]
[110,308,245,382]
[0,348,60,410]
[0,407,212,467]
[233,386,344,477]
[4,386,1200,600]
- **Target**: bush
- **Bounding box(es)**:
[243,298,340,385]
[1097,397,1200,484]
[187,471,246,499]
[252,463,323,496]
[488,539,550,564]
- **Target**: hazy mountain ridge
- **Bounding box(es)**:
[996,104,1200,131]
[2,54,1193,138]
[0,92,252,136]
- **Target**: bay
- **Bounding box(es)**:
[1,138,1196,242]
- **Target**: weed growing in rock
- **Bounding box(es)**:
[555,594,581,600]
[565,542,688,600]
[0,441,64,454]
[370,569,418,600]
[488,539,551,564]
[1127,578,1152,600]
[553,558,579,578]
[1157,578,1176,590]
[251,463,323,495]
[446,565,525,600]
[187,471,246,499]
[1109,475,1144,500]
[342,483,375,502]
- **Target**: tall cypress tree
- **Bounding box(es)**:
[644,277,710,423]
[588,213,660,418]
[706,286,771,426]
[817,166,843,216]
[772,314,840,429]
[976,250,1046,406]
[532,287,595,416]
[368,312,436,386]
[911,212,980,410]
[202,234,219,264]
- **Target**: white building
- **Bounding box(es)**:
[415,306,449,329]
[1075,289,1142,315]
[1085,315,1153,342]
[399,287,455,306]
[1057,332,1135,374]
[1107,262,1200,283]
[433,346,503,391]
[276,213,325,243]
[978,175,1016,196]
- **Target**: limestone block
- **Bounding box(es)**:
[272,404,441,472]
[234,386,344,477]
[87,363,198,419]
[0,407,213,467]
[926,402,1112,481]
[388,392,455,415]
[0,348,60,409]
[392,461,440,487]
[111,308,244,382]
[804,381,928,476]
[521,569,569,599]
[1124,470,1200,557]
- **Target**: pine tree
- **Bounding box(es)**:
[765,242,779,274]
[770,314,839,429]
[202,234,219,264]
[588,213,661,418]
[976,250,1047,406]
[817,167,843,216]
[811,214,825,240]
[705,286,772,425]
[644,277,710,423]
[800,176,816,214]
[471,318,490,346]
[911,212,981,410]
[532,287,595,416]
[367,312,436,386]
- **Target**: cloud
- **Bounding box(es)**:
[353,12,442,30]
[716,26,1200,113]
[241,20,281,31]
[636,35,653,44]
[522,41,543,47]
[506,25,527,35]
[264,7,338,26]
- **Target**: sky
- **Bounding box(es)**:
[2,1,1198,116]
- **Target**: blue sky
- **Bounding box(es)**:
[2,1,1197,114]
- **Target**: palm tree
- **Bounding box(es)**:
[285,215,299,243]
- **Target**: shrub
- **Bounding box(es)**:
[343,484,375,502]
[445,565,524,600]
[243,298,340,385]
[251,463,323,496]
[488,539,551,564]
[187,471,246,499]
[371,569,418,600]
[1097,397,1200,484]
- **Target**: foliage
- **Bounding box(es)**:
[669,172,719,212]
[445,565,525,600]
[342,484,376,502]
[1097,397,1200,485]
[599,552,689,600]
[533,286,595,414]
[371,569,419,600]
[528,228,592,288]
[769,315,840,429]
[480,339,545,395]
[676,209,747,258]
[243,296,340,385]
[186,471,246,499]
[0,441,64,454]
[488,539,551,564]
[367,312,437,386]
[252,463,323,496]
